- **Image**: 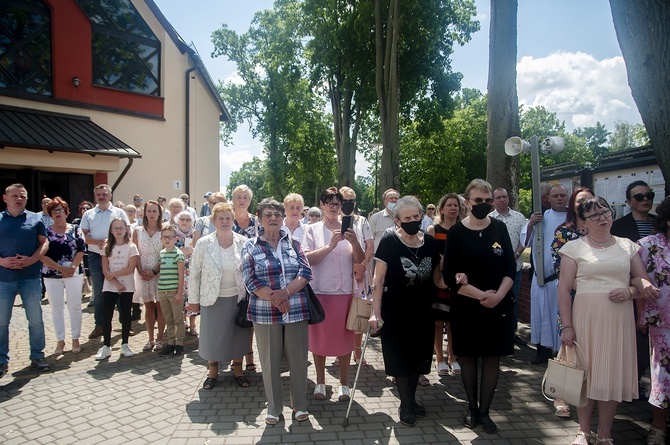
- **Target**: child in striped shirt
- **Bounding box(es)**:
[156,225,186,356]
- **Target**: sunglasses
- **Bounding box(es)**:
[469,197,493,205]
[632,192,655,202]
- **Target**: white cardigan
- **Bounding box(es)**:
[188,231,248,307]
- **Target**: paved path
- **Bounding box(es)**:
[0,296,654,444]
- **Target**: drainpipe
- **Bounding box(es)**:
[111,157,134,193]
[185,65,197,196]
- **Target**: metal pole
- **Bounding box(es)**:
[530,136,545,286]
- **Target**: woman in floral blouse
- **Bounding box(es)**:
[40,197,86,355]
[551,187,594,273]
[638,195,670,445]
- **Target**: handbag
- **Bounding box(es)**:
[234,296,253,328]
[305,284,325,325]
[541,342,589,407]
[346,297,372,332]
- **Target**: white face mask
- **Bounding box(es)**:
[387,202,397,211]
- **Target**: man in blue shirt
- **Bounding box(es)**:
[0,183,50,377]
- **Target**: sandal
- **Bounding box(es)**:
[153,341,163,351]
[235,375,250,388]
[418,375,430,386]
[265,413,282,425]
[293,410,309,422]
[142,341,155,351]
[189,327,198,336]
[554,404,571,418]
[246,363,256,372]
[202,377,217,390]
[571,430,594,445]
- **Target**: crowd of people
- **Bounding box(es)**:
[0,178,668,443]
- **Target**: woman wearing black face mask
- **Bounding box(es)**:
[368,196,442,427]
[442,179,516,434]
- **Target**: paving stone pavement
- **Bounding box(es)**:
[0,295,655,444]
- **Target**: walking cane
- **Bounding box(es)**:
[342,323,376,427]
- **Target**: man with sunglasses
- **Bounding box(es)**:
[520,184,569,366]
[611,179,656,400]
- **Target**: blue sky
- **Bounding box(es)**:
[153,0,642,190]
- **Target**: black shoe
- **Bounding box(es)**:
[462,409,479,429]
[159,345,175,356]
[30,358,50,372]
[173,345,184,356]
[0,363,8,379]
[531,347,551,365]
[514,336,527,346]
[638,382,649,400]
[480,413,498,434]
[411,402,426,418]
[398,407,417,426]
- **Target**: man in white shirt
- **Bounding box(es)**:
[520,184,568,364]
[368,189,399,252]
[490,188,527,345]
[81,184,129,339]
[37,197,54,228]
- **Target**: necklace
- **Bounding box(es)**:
[587,234,612,247]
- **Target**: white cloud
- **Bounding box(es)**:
[517,51,642,131]
[224,71,244,86]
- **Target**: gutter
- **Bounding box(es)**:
[111,157,135,193]
[185,65,197,196]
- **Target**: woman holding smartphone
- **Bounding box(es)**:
[302,187,365,402]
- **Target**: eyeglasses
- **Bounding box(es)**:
[427,207,436,211]
[81,207,91,211]
[161,235,176,240]
[584,209,612,221]
[325,202,342,208]
[632,192,655,202]
[111,226,126,231]
[52,208,66,213]
[178,218,191,222]
[469,198,493,205]
[262,212,283,219]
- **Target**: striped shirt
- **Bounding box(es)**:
[157,247,185,291]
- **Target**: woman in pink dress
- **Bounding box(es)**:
[302,187,365,402]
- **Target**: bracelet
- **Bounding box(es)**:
[562,325,574,330]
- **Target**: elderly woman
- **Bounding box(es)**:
[193,192,227,245]
[368,196,441,427]
[282,193,306,242]
[302,187,365,402]
[427,193,464,376]
[639,195,670,445]
[188,203,251,390]
[559,196,658,445]
[165,198,184,224]
[307,207,322,224]
[174,211,197,336]
[443,179,516,435]
[241,198,312,424]
[40,197,86,355]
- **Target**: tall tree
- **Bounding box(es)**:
[303,0,375,187]
[609,120,648,152]
[609,0,670,195]
[373,0,479,192]
[485,0,520,205]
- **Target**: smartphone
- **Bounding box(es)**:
[341,215,353,234]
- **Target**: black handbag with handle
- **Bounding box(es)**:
[305,284,325,325]
[235,296,253,328]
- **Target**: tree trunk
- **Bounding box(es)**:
[376,0,400,193]
[610,0,670,196]
[486,0,520,206]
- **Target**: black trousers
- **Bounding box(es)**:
[102,291,132,347]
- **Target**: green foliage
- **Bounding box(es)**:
[609,120,649,151]
[517,188,531,217]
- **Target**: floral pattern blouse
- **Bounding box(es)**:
[42,224,86,278]
[551,223,581,274]
[233,214,258,238]
[638,233,670,327]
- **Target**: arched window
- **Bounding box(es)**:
[77,0,160,96]
[0,0,52,96]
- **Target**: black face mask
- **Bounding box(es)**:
[341,201,355,216]
[470,202,492,220]
[400,220,421,235]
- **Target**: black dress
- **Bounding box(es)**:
[375,230,440,376]
[443,218,515,357]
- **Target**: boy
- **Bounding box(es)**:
[155,225,186,356]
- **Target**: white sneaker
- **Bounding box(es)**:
[120,344,135,357]
[338,385,351,402]
[95,345,111,361]
[451,361,461,374]
[437,361,450,376]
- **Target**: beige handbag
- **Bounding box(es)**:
[346,296,372,332]
[541,342,589,407]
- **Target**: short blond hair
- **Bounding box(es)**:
[283,193,304,207]
[211,202,235,221]
[232,185,253,200]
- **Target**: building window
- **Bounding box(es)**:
[77,0,160,96]
[0,0,52,96]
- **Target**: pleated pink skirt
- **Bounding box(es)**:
[308,293,355,357]
[573,292,638,402]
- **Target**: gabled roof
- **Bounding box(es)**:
[0,105,141,158]
[143,0,231,122]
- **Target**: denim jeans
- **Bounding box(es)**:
[512,269,523,332]
[88,252,104,327]
[0,278,46,363]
